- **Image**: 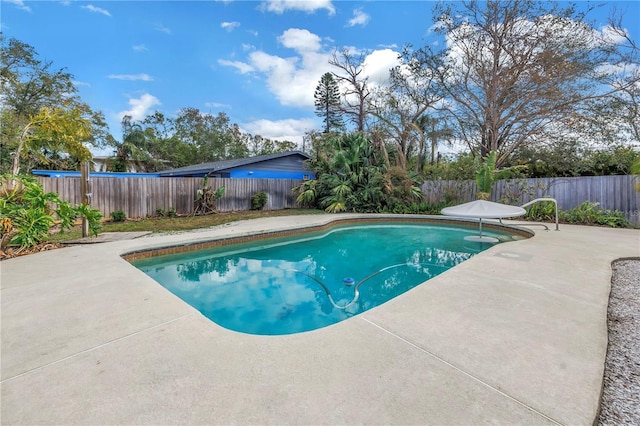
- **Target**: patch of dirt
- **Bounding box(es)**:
[0,243,65,260]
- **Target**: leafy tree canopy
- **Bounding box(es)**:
[1,37,108,174]
[103,109,299,172]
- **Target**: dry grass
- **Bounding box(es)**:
[49,209,326,243]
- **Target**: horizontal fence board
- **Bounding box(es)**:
[422,175,640,225]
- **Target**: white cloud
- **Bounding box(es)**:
[6,0,31,12]
[218,59,255,74]
[596,62,640,78]
[428,18,449,35]
[205,101,231,109]
[132,44,148,52]
[73,80,91,87]
[242,118,317,145]
[243,28,331,107]
[155,23,172,34]
[347,8,370,27]
[278,28,322,52]
[221,21,241,32]
[361,49,401,85]
[81,4,111,17]
[118,93,161,121]
[247,48,330,107]
[108,73,154,81]
[598,25,628,46]
[220,28,399,108]
[260,0,335,15]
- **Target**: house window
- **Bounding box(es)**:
[303,174,310,180]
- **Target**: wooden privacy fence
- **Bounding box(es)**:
[36,177,303,219]
[422,175,640,225]
[36,175,639,224]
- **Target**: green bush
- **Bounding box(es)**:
[0,174,102,252]
[475,151,496,199]
[299,133,424,214]
[193,177,225,215]
[251,192,268,210]
[561,201,630,228]
[524,200,557,222]
[423,153,476,180]
[381,200,450,215]
[78,204,104,236]
[110,210,126,222]
[523,200,630,228]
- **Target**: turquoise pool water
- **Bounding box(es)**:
[132,223,521,335]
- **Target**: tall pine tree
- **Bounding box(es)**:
[314,72,344,133]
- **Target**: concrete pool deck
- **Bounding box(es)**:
[1,214,638,425]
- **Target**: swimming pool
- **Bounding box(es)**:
[130,220,526,335]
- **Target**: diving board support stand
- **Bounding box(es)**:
[463,218,499,243]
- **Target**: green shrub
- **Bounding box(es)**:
[381,200,448,215]
[475,151,496,200]
[193,177,225,215]
[77,204,104,235]
[156,207,178,217]
[562,201,601,225]
[292,180,318,208]
[0,174,102,252]
[9,206,57,249]
[110,210,126,222]
[251,192,268,210]
[595,210,630,228]
[561,201,630,228]
[423,152,476,180]
[524,200,557,222]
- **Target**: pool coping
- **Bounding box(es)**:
[121,214,533,261]
[2,213,639,425]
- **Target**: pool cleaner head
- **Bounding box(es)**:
[343,277,355,286]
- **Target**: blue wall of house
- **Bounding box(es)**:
[32,170,160,178]
[32,169,314,179]
[229,169,314,179]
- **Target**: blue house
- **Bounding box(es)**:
[31,170,161,178]
[158,151,314,179]
[32,151,315,180]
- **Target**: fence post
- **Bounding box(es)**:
[81,162,91,237]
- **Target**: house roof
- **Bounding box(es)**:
[32,170,161,178]
[158,150,311,177]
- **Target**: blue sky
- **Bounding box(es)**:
[2,0,639,156]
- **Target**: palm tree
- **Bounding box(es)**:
[109,116,154,172]
[413,114,452,173]
[321,133,386,212]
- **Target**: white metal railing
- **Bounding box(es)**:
[518,197,559,231]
